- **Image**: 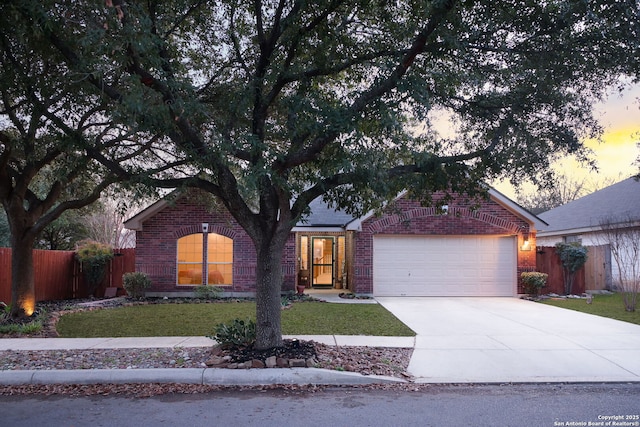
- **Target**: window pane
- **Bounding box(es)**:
[208,233,233,264]
[207,233,233,285]
[177,264,203,285]
[337,236,345,276]
[300,236,308,270]
[178,234,203,263]
[208,263,232,285]
[177,234,203,285]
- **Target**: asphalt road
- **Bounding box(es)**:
[1,383,639,426]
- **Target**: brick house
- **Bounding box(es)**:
[124,188,544,297]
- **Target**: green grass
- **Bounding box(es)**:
[541,293,640,325]
[0,307,46,335]
[281,302,414,336]
[56,301,415,338]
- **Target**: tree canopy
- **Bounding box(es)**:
[3,0,639,344]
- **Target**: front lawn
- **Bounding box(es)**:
[541,293,640,325]
[56,301,416,338]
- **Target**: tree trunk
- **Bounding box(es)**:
[10,233,37,318]
[563,268,574,295]
[623,292,637,312]
[253,232,288,350]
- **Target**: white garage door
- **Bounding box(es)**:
[373,235,516,296]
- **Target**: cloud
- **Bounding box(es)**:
[494,84,640,199]
[593,83,640,133]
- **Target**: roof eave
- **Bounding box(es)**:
[123,199,171,231]
[292,226,347,232]
[488,188,548,231]
[537,225,601,237]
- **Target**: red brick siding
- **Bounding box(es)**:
[135,192,537,295]
[352,194,537,294]
[517,232,538,293]
[135,195,296,293]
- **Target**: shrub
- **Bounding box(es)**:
[19,320,43,334]
[281,296,291,308]
[0,319,43,335]
[122,272,151,299]
[209,318,256,349]
[555,242,588,294]
[0,302,11,323]
[193,285,224,300]
[76,240,114,296]
[0,303,45,335]
[521,272,548,295]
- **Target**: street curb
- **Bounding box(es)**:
[0,367,407,386]
[202,368,406,386]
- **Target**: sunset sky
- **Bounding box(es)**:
[494,83,640,199]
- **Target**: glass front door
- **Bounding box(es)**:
[311,237,334,287]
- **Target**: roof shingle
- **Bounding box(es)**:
[538,177,640,234]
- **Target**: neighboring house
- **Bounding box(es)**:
[124,188,544,297]
[537,177,640,289]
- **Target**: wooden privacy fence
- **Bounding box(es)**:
[0,248,135,303]
[536,245,611,295]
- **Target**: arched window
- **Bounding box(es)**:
[176,233,233,286]
[207,233,233,285]
[177,234,203,285]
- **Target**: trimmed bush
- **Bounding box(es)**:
[193,285,224,300]
[75,240,114,296]
[555,242,588,294]
[521,272,548,295]
[122,272,151,299]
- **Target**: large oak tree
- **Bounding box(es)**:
[0,29,120,317]
[6,0,638,346]
[0,9,160,316]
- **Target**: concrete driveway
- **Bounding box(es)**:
[376,297,640,383]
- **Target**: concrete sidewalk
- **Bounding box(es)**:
[0,335,414,387]
[0,335,414,351]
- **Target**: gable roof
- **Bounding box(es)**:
[345,188,547,232]
[123,192,177,231]
[538,177,640,236]
[486,187,548,231]
[125,186,544,232]
[124,191,356,231]
[294,197,355,228]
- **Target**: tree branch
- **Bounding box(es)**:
[350,0,457,112]
[276,0,458,172]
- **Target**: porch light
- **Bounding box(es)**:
[521,239,531,251]
[202,223,209,233]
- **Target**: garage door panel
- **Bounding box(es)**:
[373,235,516,297]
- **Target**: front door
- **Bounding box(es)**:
[311,237,334,287]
